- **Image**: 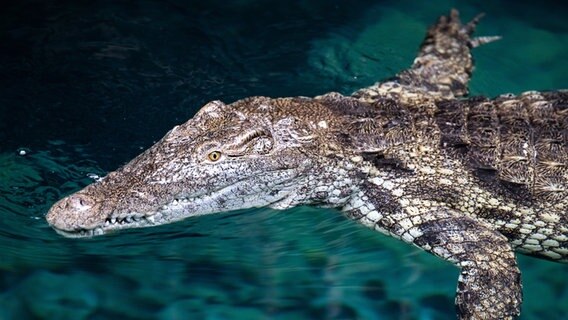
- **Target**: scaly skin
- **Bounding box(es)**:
[46,10,567,320]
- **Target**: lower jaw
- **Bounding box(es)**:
[52,227,101,238]
[52,217,157,238]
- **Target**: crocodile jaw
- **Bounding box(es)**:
[45,140,307,238]
[47,194,214,238]
[46,168,300,238]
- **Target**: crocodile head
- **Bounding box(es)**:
[46,96,359,237]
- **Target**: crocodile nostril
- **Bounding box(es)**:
[57,199,69,210]
[67,194,94,211]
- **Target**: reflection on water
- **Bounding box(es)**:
[1,0,567,319]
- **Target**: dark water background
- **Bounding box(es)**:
[1,0,567,319]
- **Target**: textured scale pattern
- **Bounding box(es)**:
[46,9,566,320]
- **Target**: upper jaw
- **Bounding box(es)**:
[50,211,166,238]
[48,192,203,238]
[46,191,163,238]
[47,163,302,238]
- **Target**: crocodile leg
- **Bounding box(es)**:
[413,212,522,319]
[354,9,500,102]
[343,181,522,319]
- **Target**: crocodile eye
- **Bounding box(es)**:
[207,151,222,162]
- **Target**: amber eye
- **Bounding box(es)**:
[208,151,222,162]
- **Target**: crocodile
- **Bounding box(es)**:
[46,10,567,320]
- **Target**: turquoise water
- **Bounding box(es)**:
[1,1,567,319]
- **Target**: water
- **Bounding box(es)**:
[1,0,567,319]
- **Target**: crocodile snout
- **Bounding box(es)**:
[46,193,99,232]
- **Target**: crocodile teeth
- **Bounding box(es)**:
[94,227,104,235]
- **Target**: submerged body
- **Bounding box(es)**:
[47,10,566,320]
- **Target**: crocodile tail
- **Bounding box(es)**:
[353,10,500,103]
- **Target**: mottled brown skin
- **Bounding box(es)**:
[47,10,567,320]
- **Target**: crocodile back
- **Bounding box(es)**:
[338,90,567,261]
[431,90,568,261]
[436,91,567,204]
